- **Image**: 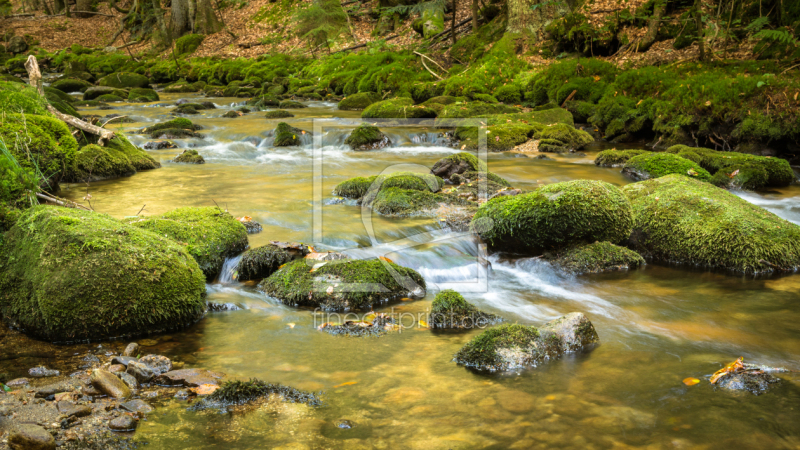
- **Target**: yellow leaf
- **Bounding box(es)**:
[191,384,220,395]
[710,357,745,384]
[682,377,700,386]
[419,320,429,328]
[378,256,394,264]
[334,381,358,388]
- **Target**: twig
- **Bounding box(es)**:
[418,56,443,80]
[136,204,147,216]
[35,192,92,211]
[413,51,446,72]
[780,62,800,75]
[561,90,578,107]
[101,115,128,127]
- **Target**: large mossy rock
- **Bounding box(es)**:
[594,149,648,167]
[50,78,92,93]
[362,98,437,119]
[472,180,633,254]
[0,80,50,116]
[142,118,203,139]
[83,86,128,101]
[175,34,205,55]
[454,313,599,372]
[344,123,391,150]
[234,244,294,281]
[545,241,645,275]
[430,290,499,329]
[128,88,160,102]
[0,206,207,342]
[438,101,520,119]
[64,144,136,182]
[429,152,509,186]
[455,122,538,152]
[622,174,800,273]
[534,123,594,152]
[334,172,443,200]
[338,92,381,111]
[97,72,150,89]
[273,122,309,146]
[126,207,249,279]
[371,187,469,216]
[666,145,794,189]
[0,113,79,189]
[622,153,711,181]
[259,259,426,311]
[173,149,205,164]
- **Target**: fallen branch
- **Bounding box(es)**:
[36,192,92,211]
[419,57,443,80]
[561,89,577,108]
[333,34,399,53]
[25,56,116,146]
[426,17,471,42]
[413,51,446,72]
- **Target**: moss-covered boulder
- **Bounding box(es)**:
[0,206,206,341]
[173,149,205,164]
[430,290,499,329]
[0,81,50,116]
[259,258,425,311]
[438,101,520,119]
[50,78,92,93]
[338,92,381,111]
[371,187,470,216]
[233,244,294,282]
[622,153,711,181]
[454,312,599,372]
[164,79,203,93]
[172,102,216,115]
[0,113,79,189]
[279,100,306,109]
[546,242,645,274]
[422,96,467,106]
[96,94,125,103]
[128,88,160,102]
[142,118,203,139]
[188,379,321,413]
[534,123,594,152]
[455,122,537,152]
[63,135,159,183]
[273,122,309,146]
[83,86,128,101]
[666,145,794,189]
[622,174,800,273]
[175,34,205,55]
[126,207,249,279]
[472,180,633,254]
[362,98,437,119]
[430,152,509,186]
[264,110,294,119]
[594,149,648,167]
[334,172,443,200]
[344,123,391,150]
[97,72,150,89]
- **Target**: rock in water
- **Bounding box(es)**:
[545,241,645,275]
[28,366,59,378]
[234,244,294,281]
[0,207,206,341]
[108,415,137,431]
[173,149,205,164]
[138,355,172,375]
[622,174,800,273]
[429,290,500,329]
[471,179,633,254]
[344,123,391,151]
[155,368,225,387]
[454,313,599,372]
[121,399,154,414]
[90,369,132,399]
[7,424,55,450]
[125,206,249,279]
[715,370,779,395]
[127,361,155,382]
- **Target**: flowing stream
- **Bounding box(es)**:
[20,93,800,448]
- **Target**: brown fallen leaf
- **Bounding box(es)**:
[710,357,745,384]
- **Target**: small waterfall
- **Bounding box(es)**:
[735,191,800,224]
[218,254,243,284]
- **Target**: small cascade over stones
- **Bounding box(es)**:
[219,254,244,284]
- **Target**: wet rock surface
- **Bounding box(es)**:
[7,424,55,450]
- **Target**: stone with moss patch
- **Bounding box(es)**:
[362,98,437,119]
[622,153,711,182]
[234,244,294,282]
[126,207,249,279]
[338,92,381,111]
[594,149,648,167]
[264,110,294,119]
[344,123,391,150]
[142,118,203,139]
[172,102,216,115]
[189,379,320,413]
[50,78,92,93]
[623,174,800,273]
[259,258,425,311]
[173,149,205,164]
[666,145,794,189]
[175,34,205,55]
[273,122,310,147]
[534,123,594,152]
[371,187,470,217]
[472,180,633,254]
[546,241,645,274]
[83,87,128,101]
[97,72,150,89]
[128,88,159,102]
[430,290,499,329]
[454,313,599,372]
[0,206,206,342]
[279,100,306,109]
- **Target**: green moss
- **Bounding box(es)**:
[594,149,648,167]
[455,122,537,152]
[547,241,645,274]
[623,175,800,273]
[264,110,295,119]
[50,78,92,93]
[472,179,633,253]
[430,290,499,329]
[338,92,381,111]
[126,207,249,279]
[142,118,199,135]
[97,72,150,89]
[438,101,520,119]
[0,150,39,232]
[422,96,467,106]
[0,206,206,342]
[534,123,594,152]
[189,379,321,412]
[0,81,50,115]
[333,175,377,198]
[63,144,136,182]
[83,87,128,101]
[95,94,124,102]
[623,153,711,181]
[234,244,293,281]
[259,258,425,311]
[175,34,205,55]
[362,97,437,119]
[453,324,543,372]
[279,100,306,109]
[164,79,202,93]
[172,102,215,115]
[273,122,308,146]
[128,88,159,102]
[371,187,468,217]
[344,123,390,150]
[666,145,794,188]
[472,93,499,104]
[0,114,78,189]
[173,149,205,164]
[107,134,159,171]
[493,85,523,104]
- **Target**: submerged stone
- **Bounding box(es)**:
[715,370,780,395]
[454,312,599,372]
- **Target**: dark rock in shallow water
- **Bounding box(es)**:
[142,140,177,150]
[234,244,294,281]
[715,370,779,395]
[122,342,139,357]
[173,149,205,164]
[126,361,155,382]
[91,369,132,399]
[138,355,172,375]
[111,356,138,367]
[454,312,599,372]
[34,379,81,398]
[108,415,137,431]
[57,401,93,417]
[121,399,154,414]
[241,220,262,234]
[318,313,398,337]
[429,290,500,330]
[7,424,55,450]
[28,366,59,378]
[207,302,242,312]
[188,378,321,412]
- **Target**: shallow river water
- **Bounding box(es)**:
[24,93,800,448]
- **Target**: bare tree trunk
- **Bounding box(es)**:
[637,0,666,52]
[507,0,569,37]
[471,0,478,31]
[171,0,191,37]
[693,0,706,61]
[193,0,223,35]
[451,0,456,45]
[75,0,91,17]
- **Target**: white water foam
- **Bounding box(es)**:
[735,191,800,224]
